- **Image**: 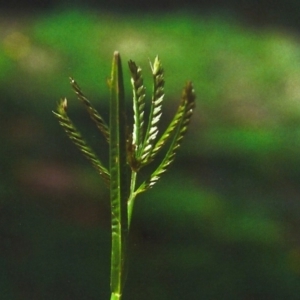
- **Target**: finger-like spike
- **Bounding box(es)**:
[128,60,146,170]
[53,98,110,185]
[140,57,164,164]
[70,77,110,143]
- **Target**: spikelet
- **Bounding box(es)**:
[128,60,146,171]
[70,77,110,143]
[140,56,164,164]
[53,98,110,185]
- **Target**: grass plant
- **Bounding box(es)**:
[53,51,195,299]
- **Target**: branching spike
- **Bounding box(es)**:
[136,81,195,193]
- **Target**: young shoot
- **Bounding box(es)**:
[53,51,195,300]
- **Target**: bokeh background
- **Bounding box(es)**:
[2,1,300,299]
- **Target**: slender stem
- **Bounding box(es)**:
[110,292,122,300]
[128,171,138,229]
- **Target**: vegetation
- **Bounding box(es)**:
[53,52,195,299]
[1,8,300,299]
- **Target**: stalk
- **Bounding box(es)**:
[128,171,138,229]
[54,52,195,300]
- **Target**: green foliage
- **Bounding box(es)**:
[20,9,299,120]
[0,50,12,81]
[54,52,195,299]
[129,177,292,300]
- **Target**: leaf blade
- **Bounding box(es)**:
[109,51,129,297]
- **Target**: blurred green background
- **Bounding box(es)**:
[1,2,300,299]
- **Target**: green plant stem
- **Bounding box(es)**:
[128,171,138,229]
[110,292,122,300]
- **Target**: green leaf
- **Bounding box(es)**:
[70,77,110,143]
[53,98,110,185]
[109,51,129,297]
